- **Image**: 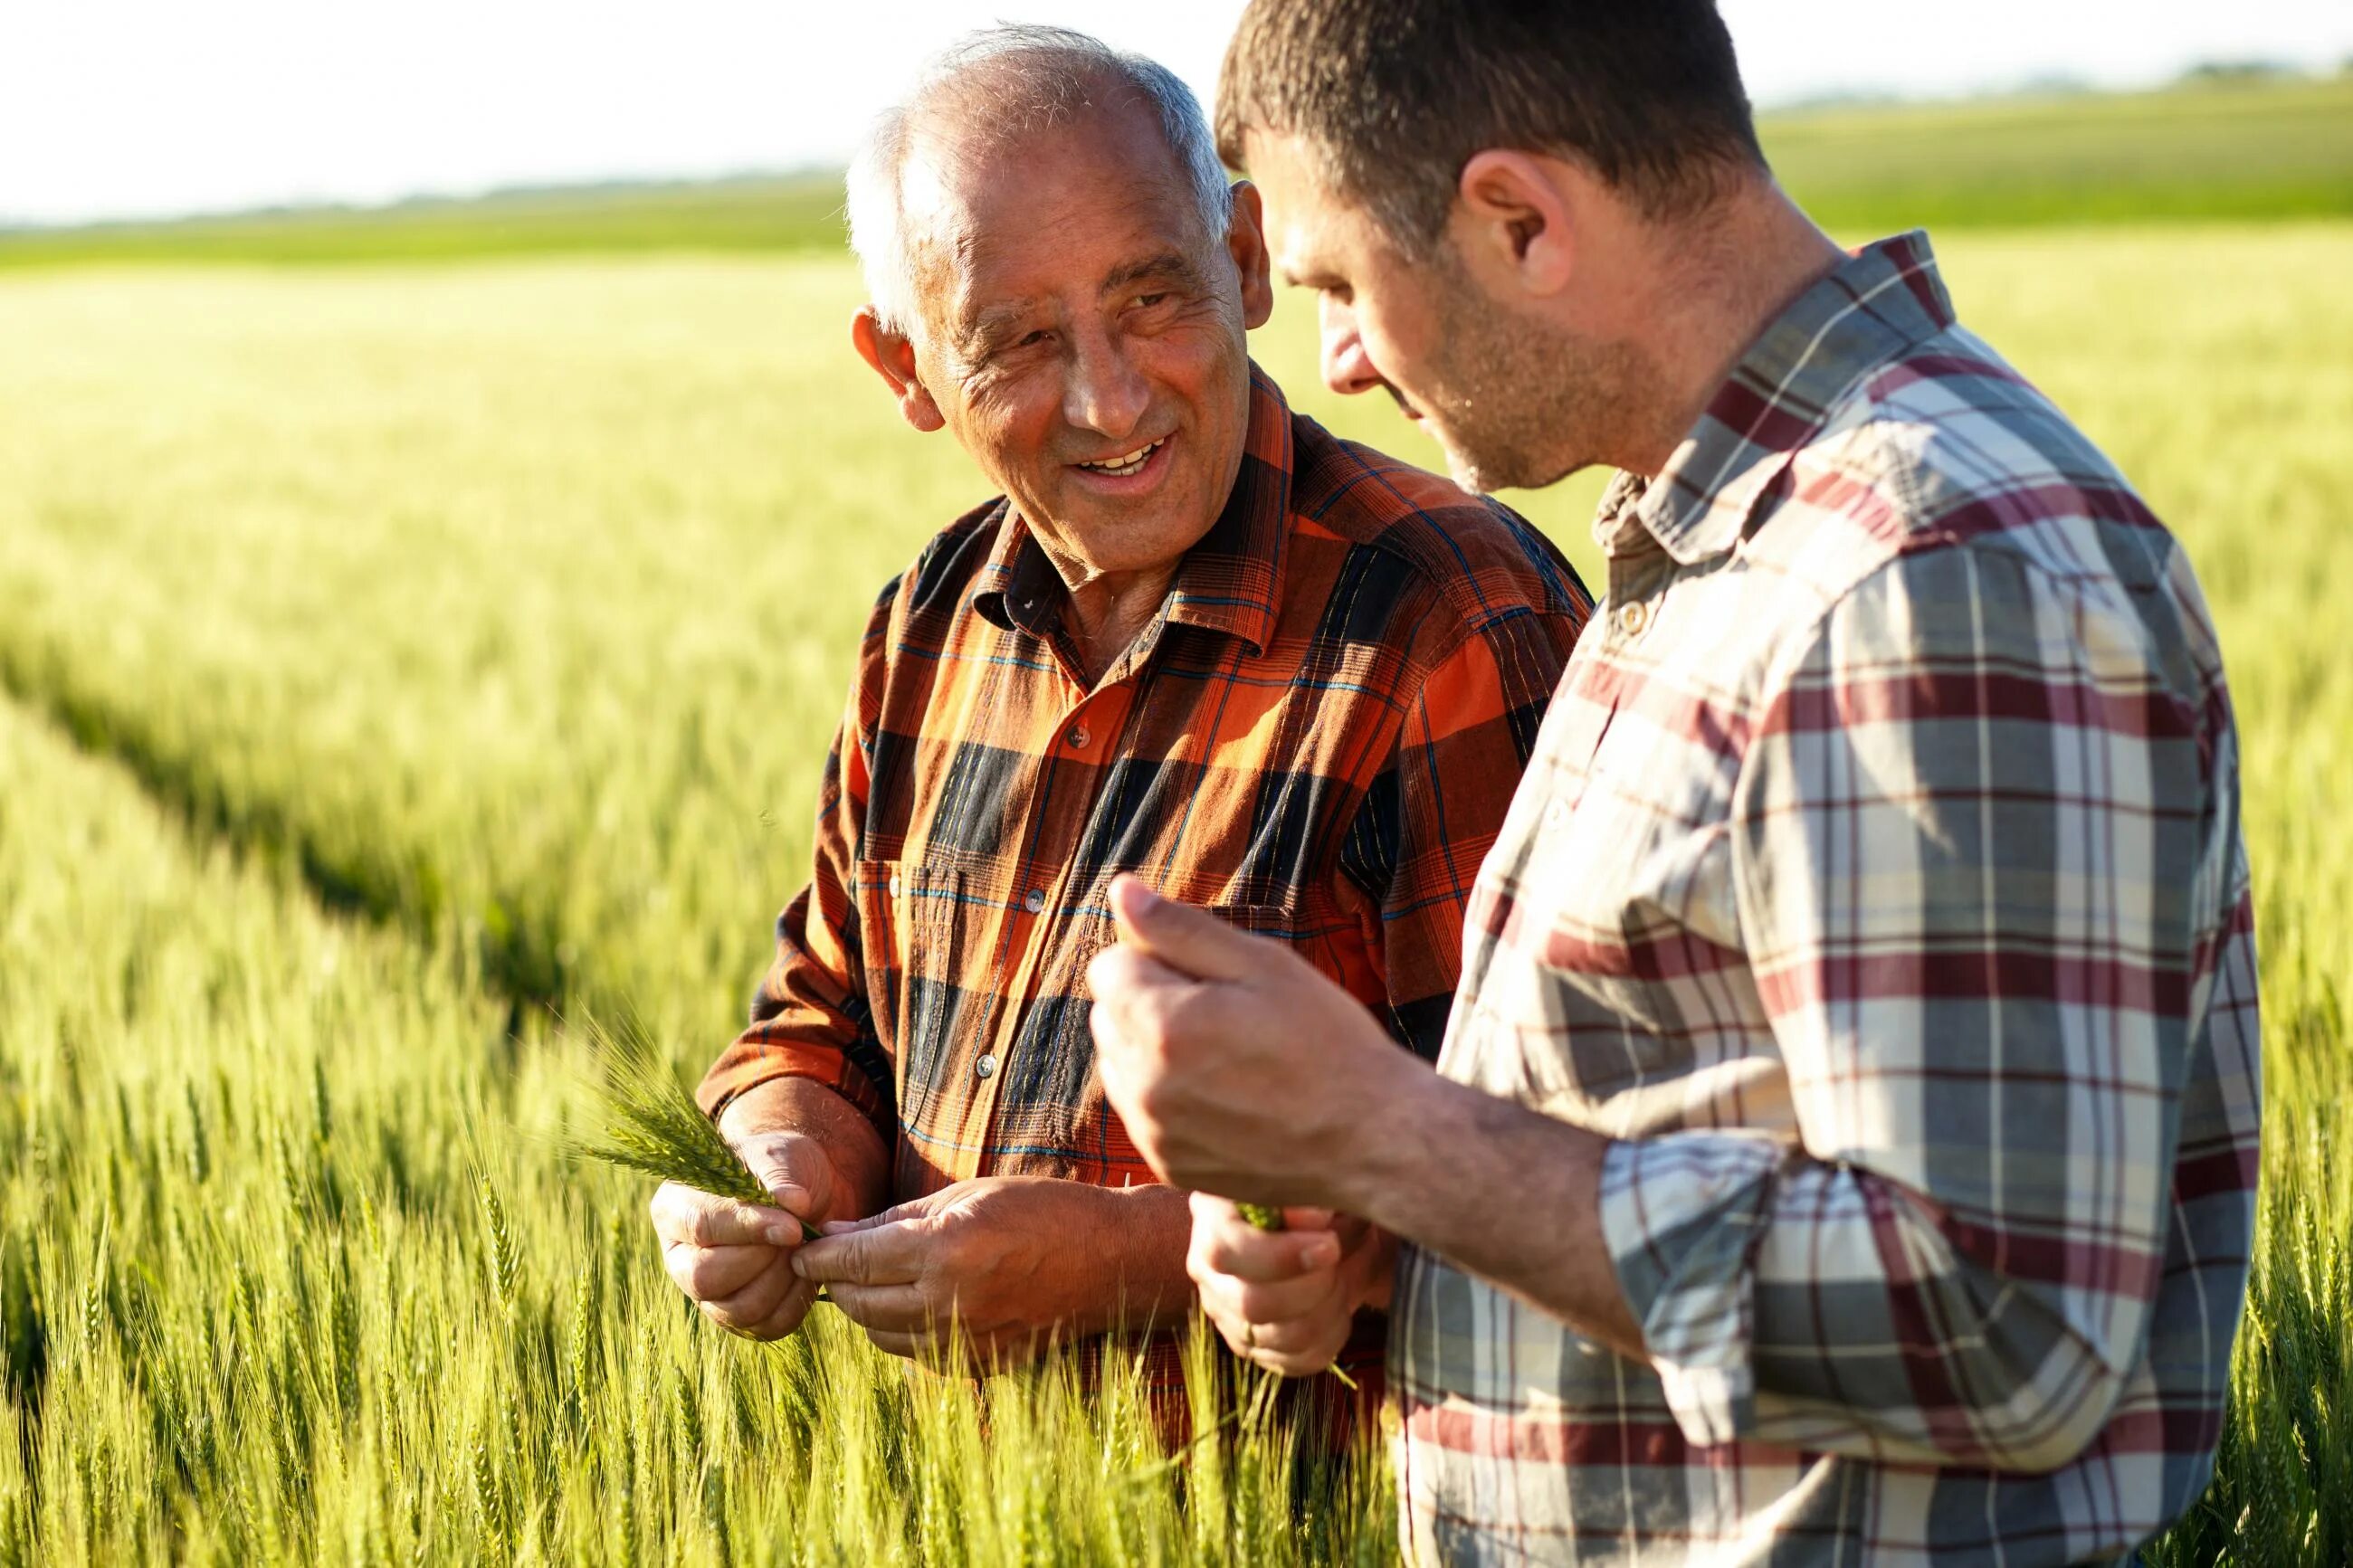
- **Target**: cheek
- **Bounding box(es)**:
[964,384,1064,474]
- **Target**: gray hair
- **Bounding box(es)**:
[844,24,1234,337]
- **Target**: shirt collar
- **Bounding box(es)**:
[1603,230,1957,565]
[971,362,1294,656]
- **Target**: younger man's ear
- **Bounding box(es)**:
[1453,150,1577,299]
[851,307,945,432]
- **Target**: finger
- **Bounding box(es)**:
[1105,875,1263,984]
[1245,1330,1352,1378]
[702,1253,800,1328]
[700,1270,814,1342]
[1084,951,1192,1050]
[663,1240,776,1303]
[824,1281,935,1333]
[1205,1298,1352,1374]
[741,1275,821,1341]
[650,1183,807,1250]
[729,1133,835,1221]
[792,1218,931,1287]
[1197,1262,1340,1328]
[815,1195,926,1237]
[1194,1216,1341,1282]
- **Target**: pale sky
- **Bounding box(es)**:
[3,1,2348,227]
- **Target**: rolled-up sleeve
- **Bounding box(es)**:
[697,579,901,1134]
[1601,541,2243,1469]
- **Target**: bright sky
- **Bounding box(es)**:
[3,1,2348,227]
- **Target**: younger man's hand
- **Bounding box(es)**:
[1188,1194,1395,1377]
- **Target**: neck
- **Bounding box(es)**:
[1062,563,1178,685]
[1612,182,1846,478]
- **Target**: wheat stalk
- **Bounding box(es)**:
[565,1011,818,1240]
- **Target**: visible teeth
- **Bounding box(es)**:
[1079,438,1163,475]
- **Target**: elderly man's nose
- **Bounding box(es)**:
[1063,338,1151,438]
[1319,299,1382,398]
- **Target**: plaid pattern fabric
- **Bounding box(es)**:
[702,366,1590,1383]
[1391,234,2262,1564]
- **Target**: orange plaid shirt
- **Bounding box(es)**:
[700,366,1589,1380]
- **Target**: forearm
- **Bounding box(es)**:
[717,1076,892,1222]
[1072,1183,1197,1336]
[1337,1055,1646,1360]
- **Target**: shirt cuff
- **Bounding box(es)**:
[1598,1131,1786,1448]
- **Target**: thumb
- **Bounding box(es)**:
[738,1136,834,1223]
[1105,875,1261,984]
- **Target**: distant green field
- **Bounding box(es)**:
[2,74,2347,270]
[0,173,848,270]
[1772,74,2353,233]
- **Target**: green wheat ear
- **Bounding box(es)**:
[565,1010,819,1240]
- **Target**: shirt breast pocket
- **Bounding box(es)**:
[854,859,978,1132]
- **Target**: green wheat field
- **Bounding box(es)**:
[2,77,2348,1563]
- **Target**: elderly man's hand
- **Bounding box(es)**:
[1188,1194,1396,1377]
[790,1175,1185,1366]
[649,1127,837,1341]
[1086,875,1417,1209]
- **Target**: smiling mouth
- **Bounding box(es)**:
[1072,437,1167,478]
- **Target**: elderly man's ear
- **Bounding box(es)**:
[851,309,948,433]
[1227,181,1275,332]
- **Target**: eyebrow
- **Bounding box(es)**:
[1103,250,1206,296]
[955,250,1211,356]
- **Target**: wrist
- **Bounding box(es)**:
[1088,1182,1196,1332]
[1320,1042,1451,1222]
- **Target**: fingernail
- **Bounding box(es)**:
[765,1221,803,1247]
[1305,1236,1341,1268]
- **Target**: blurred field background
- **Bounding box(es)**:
[1,71,2348,1563]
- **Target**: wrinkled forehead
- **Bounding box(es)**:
[899,103,1215,337]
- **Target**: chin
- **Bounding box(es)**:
[1432,434,1500,496]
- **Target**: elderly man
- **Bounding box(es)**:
[647,24,1588,1395]
[1092,0,2262,1562]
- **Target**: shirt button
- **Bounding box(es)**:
[975,1053,999,1080]
[887,872,902,898]
[1066,724,1091,749]
[1619,602,1649,637]
[1024,889,1046,914]
[1543,798,1569,832]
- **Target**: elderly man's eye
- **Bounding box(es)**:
[1135,292,1170,309]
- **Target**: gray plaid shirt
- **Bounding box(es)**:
[1389,233,2261,1565]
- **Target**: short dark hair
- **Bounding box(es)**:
[1216,0,1766,250]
